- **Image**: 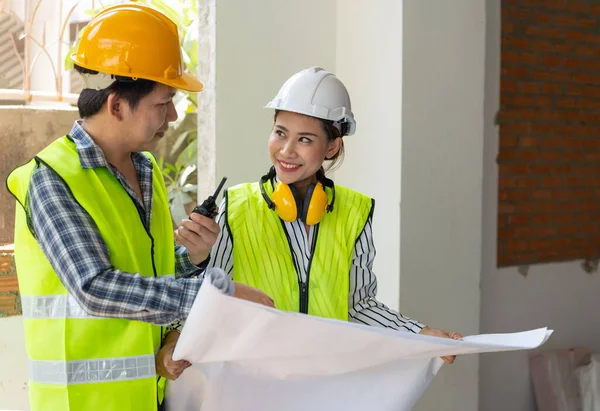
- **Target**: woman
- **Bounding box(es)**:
[159,67,461,381]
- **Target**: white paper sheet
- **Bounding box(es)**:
[167,281,552,411]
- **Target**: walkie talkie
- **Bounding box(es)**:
[191,176,227,219]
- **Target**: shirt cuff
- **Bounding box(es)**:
[409,321,426,334]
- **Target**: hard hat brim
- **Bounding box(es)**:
[167,72,204,92]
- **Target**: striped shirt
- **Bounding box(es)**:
[169,179,425,333]
[24,121,232,326]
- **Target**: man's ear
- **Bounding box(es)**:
[106,93,123,120]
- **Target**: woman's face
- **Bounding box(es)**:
[268,111,341,187]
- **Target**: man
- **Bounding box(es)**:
[6,4,271,411]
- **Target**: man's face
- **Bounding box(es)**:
[120,84,178,152]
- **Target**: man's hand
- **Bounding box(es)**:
[175,213,220,265]
[233,282,275,307]
[155,331,190,381]
[419,327,463,364]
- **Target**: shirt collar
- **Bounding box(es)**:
[68,120,153,171]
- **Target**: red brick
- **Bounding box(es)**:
[0,276,18,292]
[541,177,563,187]
[530,164,552,174]
[531,70,569,82]
[542,0,566,10]
[558,225,579,236]
[564,58,582,69]
[540,83,562,94]
[573,188,595,199]
[531,214,552,225]
[0,259,10,275]
[580,225,598,235]
[585,152,600,161]
[502,122,531,134]
[499,164,529,175]
[540,151,561,161]
[503,7,532,20]
[503,66,529,79]
[499,202,516,214]
[552,190,572,201]
[554,214,573,224]
[518,82,539,94]
[564,151,583,161]
[0,295,16,314]
[532,124,554,135]
[500,135,519,147]
[554,43,573,53]
[519,136,538,147]
[556,97,576,108]
[583,33,600,44]
[519,150,539,161]
[502,22,516,34]
[501,80,518,92]
[540,137,563,149]
[566,2,588,13]
[573,72,600,84]
[498,215,507,228]
[529,239,555,251]
[504,239,529,252]
[534,11,553,24]
[532,190,553,200]
[502,51,519,64]
[543,55,563,67]
[499,177,517,188]
[532,40,553,52]
[504,37,532,50]
[500,190,531,201]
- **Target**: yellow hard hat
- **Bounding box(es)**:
[70,3,203,92]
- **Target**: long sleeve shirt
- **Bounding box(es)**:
[25,121,232,326]
[168,182,424,333]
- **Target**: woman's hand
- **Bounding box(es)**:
[419,327,463,364]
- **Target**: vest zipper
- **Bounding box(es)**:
[279,220,320,315]
[301,224,319,314]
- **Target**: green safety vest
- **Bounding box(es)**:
[226,180,373,320]
[6,136,174,411]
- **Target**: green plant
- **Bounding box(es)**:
[66,0,200,225]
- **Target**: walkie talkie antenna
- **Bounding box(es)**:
[191,176,228,219]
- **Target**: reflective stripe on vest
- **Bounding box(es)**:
[22,294,98,319]
[227,181,373,321]
[29,354,156,385]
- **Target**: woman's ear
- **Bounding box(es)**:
[326,137,342,159]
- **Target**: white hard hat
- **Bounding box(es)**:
[265,66,356,136]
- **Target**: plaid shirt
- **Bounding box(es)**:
[26,121,231,325]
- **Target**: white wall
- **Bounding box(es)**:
[400,1,486,410]
[211,0,337,194]
[479,1,600,410]
[334,0,403,309]
[212,2,485,410]
[0,316,29,411]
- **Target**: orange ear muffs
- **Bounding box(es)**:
[302,183,328,226]
[271,181,299,222]
[259,167,335,225]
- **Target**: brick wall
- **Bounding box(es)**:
[0,245,20,316]
[498,0,600,267]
